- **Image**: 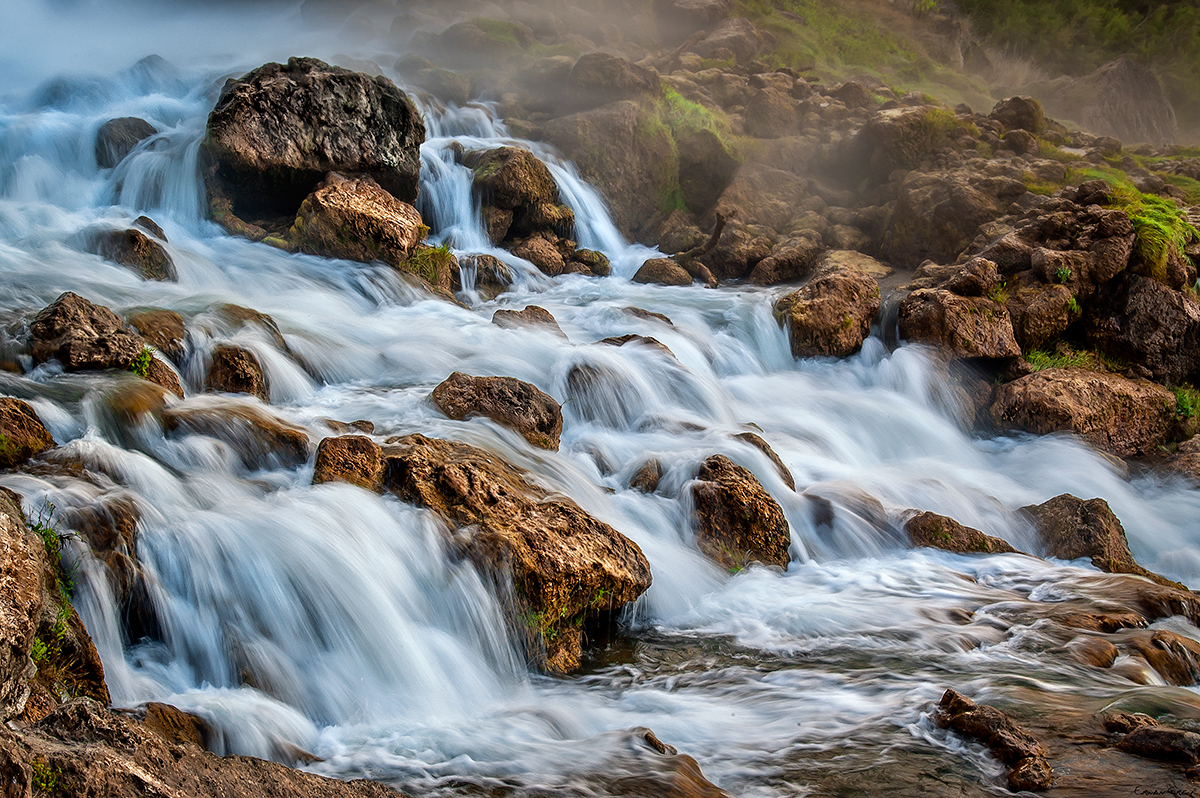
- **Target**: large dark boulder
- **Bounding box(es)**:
[94,117,157,169]
[880,172,1003,269]
[201,57,425,231]
[1087,274,1200,386]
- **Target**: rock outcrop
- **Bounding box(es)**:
[29,292,145,372]
[201,58,424,233]
[898,289,1021,360]
[431,372,563,450]
[936,689,1052,791]
[0,488,40,722]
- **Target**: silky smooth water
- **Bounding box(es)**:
[2,2,1200,795]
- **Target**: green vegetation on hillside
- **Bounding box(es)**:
[957,0,1200,129]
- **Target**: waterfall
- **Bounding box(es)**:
[1,16,1199,796]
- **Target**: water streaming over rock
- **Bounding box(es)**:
[3,4,1200,795]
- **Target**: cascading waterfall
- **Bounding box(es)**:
[2,11,1200,795]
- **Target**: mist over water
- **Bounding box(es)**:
[2,1,1200,795]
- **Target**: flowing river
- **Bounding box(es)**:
[2,2,1200,795]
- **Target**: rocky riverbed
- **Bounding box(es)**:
[4,0,1200,796]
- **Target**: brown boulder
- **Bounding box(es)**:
[633,258,693,286]
[29,292,145,371]
[744,88,799,139]
[774,265,880,358]
[691,454,790,571]
[125,308,186,362]
[88,228,176,281]
[1005,279,1077,352]
[384,434,652,672]
[898,289,1021,359]
[289,173,426,270]
[692,17,770,63]
[709,164,809,234]
[630,460,663,493]
[205,345,268,403]
[95,116,157,169]
[905,512,1018,555]
[0,399,55,469]
[511,236,566,277]
[567,53,661,108]
[941,257,999,297]
[936,689,1052,791]
[313,435,384,491]
[1124,629,1200,686]
[201,57,424,229]
[492,306,566,337]
[1021,494,1175,586]
[698,221,774,280]
[163,398,310,470]
[677,128,739,213]
[431,372,563,451]
[991,370,1174,457]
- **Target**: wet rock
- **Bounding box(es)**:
[1022,494,1176,586]
[313,435,384,492]
[542,101,677,243]
[0,398,55,469]
[624,307,674,326]
[898,289,1021,359]
[1065,636,1119,668]
[29,291,145,371]
[991,370,1174,458]
[774,264,880,358]
[1124,629,1200,686]
[431,372,563,451]
[568,52,661,108]
[629,459,663,493]
[571,249,611,277]
[988,96,1046,134]
[936,689,1052,791]
[384,434,652,672]
[204,344,268,403]
[600,727,731,798]
[0,698,404,798]
[163,398,310,470]
[691,454,790,571]
[633,258,693,286]
[733,431,794,490]
[95,116,157,168]
[212,305,288,352]
[0,488,40,721]
[462,146,557,213]
[599,334,676,359]
[905,511,1018,555]
[125,308,186,362]
[511,235,565,277]
[698,221,774,280]
[492,305,567,337]
[1103,712,1159,734]
[289,172,427,273]
[87,228,176,281]
[201,57,424,231]
[457,253,513,299]
[1118,725,1200,764]
[748,234,824,286]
